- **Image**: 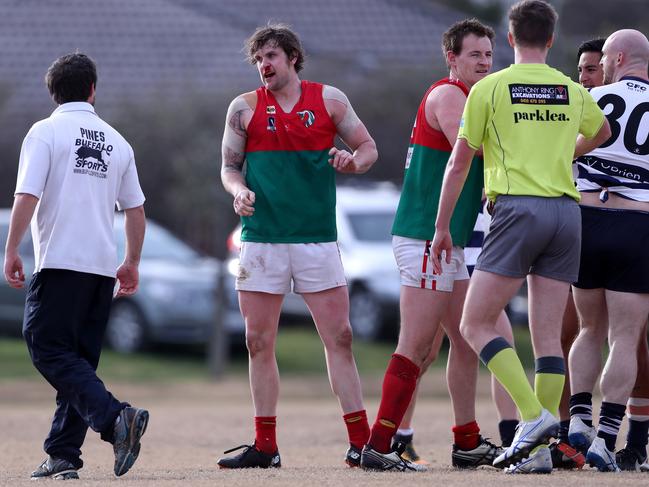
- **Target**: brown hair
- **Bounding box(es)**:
[244,23,305,72]
[442,18,495,62]
[509,0,558,49]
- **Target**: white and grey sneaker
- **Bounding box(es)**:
[586,437,620,472]
[31,456,79,480]
[452,437,503,468]
[568,416,597,455]
[360,443,426,472]
[504,445,552,474]
[493,409,558,469]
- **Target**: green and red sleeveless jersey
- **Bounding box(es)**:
[391,78,484,247]
[243,80,338,243]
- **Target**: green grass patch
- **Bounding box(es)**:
[0,324,538,382]
[273,328,397,374]
[0,337,209,382]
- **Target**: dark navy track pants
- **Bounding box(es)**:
[22,269,126,468]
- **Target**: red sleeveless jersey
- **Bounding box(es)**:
[245,80,337,152]
[411,77,470,151]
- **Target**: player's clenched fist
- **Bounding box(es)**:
[233,189,255,216]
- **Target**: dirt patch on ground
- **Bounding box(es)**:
[0,372,644,486]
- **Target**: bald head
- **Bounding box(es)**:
[601,29,649,83]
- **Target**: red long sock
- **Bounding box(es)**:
[343,410,370,449]
[254,416,277,454]
[368,354,420,453]
[452,420,480,450]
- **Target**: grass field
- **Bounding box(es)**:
[0,326,634,486]
[0,325,536,382]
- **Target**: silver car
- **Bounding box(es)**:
[0,210,244,353]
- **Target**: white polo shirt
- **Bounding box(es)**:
[15,102,145,278]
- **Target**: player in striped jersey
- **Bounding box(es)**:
[547,38,608,472]
[568,29,649,472]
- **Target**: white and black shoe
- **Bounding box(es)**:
[568,416,596,455]
[217,443,281,469]
[615,446,646,472]
[493,409,558,469]
[360,442,426,472]
[452,437,503,468]
[504,445,553,474]
[586,437,620,472]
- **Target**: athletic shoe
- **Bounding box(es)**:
[113,407,149,477]
[360,443,426,472]
[615,446,647,472]
[31,456,79,480]
[402,442,429,465]
[217,443,281,469]
[493,409,558,469]
[452,437,503,468]
[345,445,362,467]
[549,440,585,469]
[586,437,620,472]
[504,445,552,474]
[392,434,429,466]
[568,416,596,455]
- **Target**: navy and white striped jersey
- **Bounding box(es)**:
[575,76,649,202]
[465,208,488,276]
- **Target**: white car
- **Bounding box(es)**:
[225,183,402,341]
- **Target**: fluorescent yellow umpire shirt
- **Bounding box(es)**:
[458,64,605,201]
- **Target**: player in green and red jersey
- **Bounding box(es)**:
[361,19,517,472]
[218,23,378,469]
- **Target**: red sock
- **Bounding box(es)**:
[343,410,370,449]
[452,420,480,450]
[368,354,420,453]
[254,416,277,454]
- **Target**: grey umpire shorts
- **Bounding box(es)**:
[476,195,581,282]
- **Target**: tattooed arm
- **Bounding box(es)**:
[323,85,378,174]
[221,93,256,216]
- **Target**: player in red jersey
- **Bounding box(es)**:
[361,19,517,472]
[217,23,378,469]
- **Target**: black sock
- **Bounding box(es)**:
[569,392,593,427]
[393,431,413,444]
[499,420,518,447]
[626,419,649,459]
[558,419,570,443]
[597,402,626,451]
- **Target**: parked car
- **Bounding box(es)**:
[225,183,402,341]
[224,183,532,340]
[0,210,244,353]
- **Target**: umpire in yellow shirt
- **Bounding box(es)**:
[431,0,611,474]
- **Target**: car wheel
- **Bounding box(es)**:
[106,300,147,353]
[349,286,383,341]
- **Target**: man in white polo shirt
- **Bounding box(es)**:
[3,53,148,480]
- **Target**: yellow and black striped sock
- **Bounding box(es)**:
[480,337,542,421]
[534,356,565,417]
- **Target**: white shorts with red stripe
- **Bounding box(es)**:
[392,236,469,292]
